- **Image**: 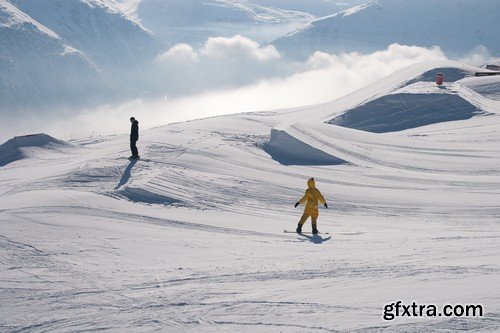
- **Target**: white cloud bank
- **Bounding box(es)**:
[2,37,495,142]
[153,35,292,94]
[151,37,455,105]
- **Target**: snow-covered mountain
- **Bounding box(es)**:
[1,61,500,331]
[0,0,116,114]
[92,0,364,44]
[0,0,353,115]
[130,0,350,45]
[272,0,500,59]
[14,0,166,86]
[0,133,69,166]
[1,0,164,114]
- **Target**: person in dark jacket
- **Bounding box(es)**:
[130,117,139,159]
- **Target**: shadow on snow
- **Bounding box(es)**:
[299,234,332,244]
[115,159,137,190]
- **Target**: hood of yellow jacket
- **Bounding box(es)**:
[307,178,315,189]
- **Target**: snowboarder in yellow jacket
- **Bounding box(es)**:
[294,178,328,234]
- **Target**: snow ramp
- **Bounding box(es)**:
[279,61,485,126]
[0,133,69,167]
[404,67,469,86]
[327,82,486,133]
[262,129,346,166]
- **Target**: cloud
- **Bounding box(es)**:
[306,44,447,70]
[200,35,281,61]
[153,39,448,99]
[157,43,199,63]
[2,40,492,143]
[291,44,448,102]
[153,35,294,94]
[458,45,495,65]
[157,34,281,64]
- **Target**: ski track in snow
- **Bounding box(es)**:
[1,61,500,332]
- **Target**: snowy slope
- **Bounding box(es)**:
[1,62,500,331]
[1,0,164,114]
[272,0,500,59]
[10,0,164,86]
[460,75,500,101]
[0,0,117,114]
[129,0,368,45]
[0,0,59,38]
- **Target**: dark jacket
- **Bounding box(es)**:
[130,120,139,141]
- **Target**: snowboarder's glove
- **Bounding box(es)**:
[324,203,328,208]
[294,202,300,208]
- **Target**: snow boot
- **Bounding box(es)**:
[312,226,318,234]
[296,225,302,234]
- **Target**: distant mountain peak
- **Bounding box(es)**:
[272,0,500,59]
[337,0,375,18]
[0,0,60,39]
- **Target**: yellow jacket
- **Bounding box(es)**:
[298,178,327,217]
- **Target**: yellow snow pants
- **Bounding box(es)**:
[298,207,319,227]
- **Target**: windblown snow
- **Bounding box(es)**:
[1,61,500,332]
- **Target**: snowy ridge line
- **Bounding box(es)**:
[454,82,500,115]
[0,0,60,39]
[209,0,316,24]
[3,206,290,239]
[85,0,154,34]
[271,0,500,59]
[280,1,373,38]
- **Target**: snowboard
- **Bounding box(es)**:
[284,229,330,235]
[118,156,151,162]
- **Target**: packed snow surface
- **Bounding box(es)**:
[1,61,500,332]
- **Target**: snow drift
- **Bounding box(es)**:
[0,133,69,166]
[263,129,347,165]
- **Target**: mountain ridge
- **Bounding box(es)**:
[272,0,500,59]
